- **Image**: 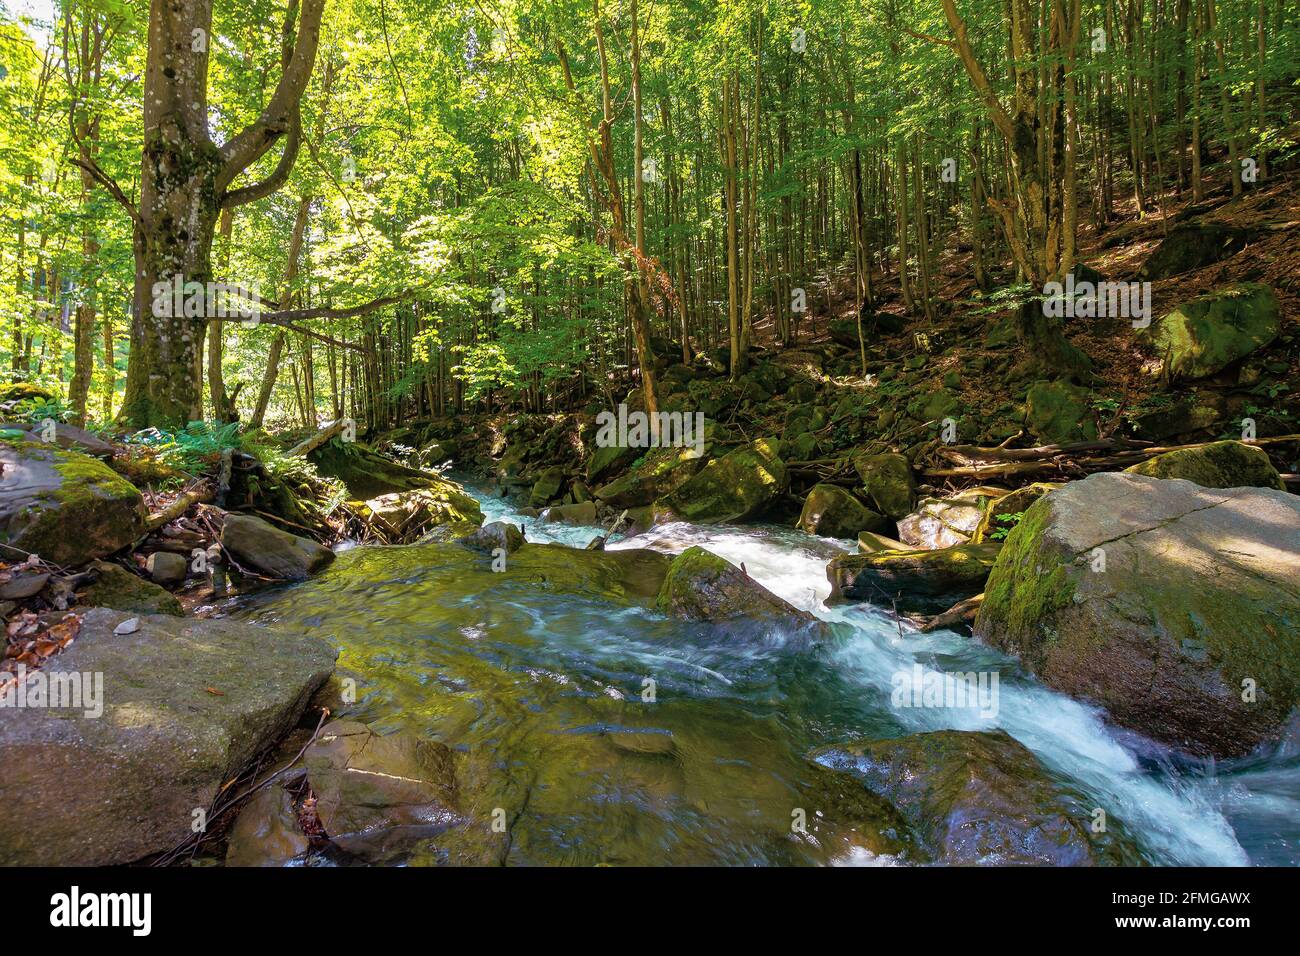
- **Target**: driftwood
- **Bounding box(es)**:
[922,434,1300,480]
[144,483,215,532]
[918,593,984,633]
[286,418,349,457]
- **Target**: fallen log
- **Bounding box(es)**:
[287,418,349,457]
[144,483,215,532]
[919,593,984,633]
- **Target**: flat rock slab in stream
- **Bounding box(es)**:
[303,720,460,863]
[976,471,1300,758]
[813,730,1140,866]
[0,441,146,566]
[0,608,335,865]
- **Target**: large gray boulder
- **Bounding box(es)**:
[0,441,146,566]
[1138,283,1279,381]
[0,609,335,865]
[976,472,1300,757]
[221,513,335,580]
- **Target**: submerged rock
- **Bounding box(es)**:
[0,609,335,865]
[813,730,1139,865]
[225,785,309,867]
[0,441,146,566]
[222,513,335,581]
[976,472,1300,757]
[304,720,460,863]
[1139,283,1279,381]
[659,438,788,524]
[797,483,888,539]
[827,542,1001,614]
[1124,439,1283,490]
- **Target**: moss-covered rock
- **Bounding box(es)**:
[1124,440,1283,490]
[1025,380,1097,444]
[0,441,146,566]
[659,437,788,524]
[812,730,1140,865]
[851,451,916,520]
[79,559,184,616]
[797,483,888,539]
[594,445,706,509]
[656,545,828,641]
[826,542,1001,613]
[1139,283,1280,381]
[976,472,1300,757]
[1137,222,1251,280]
[529,465,566,508]
[309,439,441,499]
[972,482,1062,543]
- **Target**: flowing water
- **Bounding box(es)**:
[230,483,1300,866]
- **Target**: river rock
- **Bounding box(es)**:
[303,720,460,862]
[0,608,336,865]
[656,546,828,640]
[813,730,1138,865]
[897,488,1007,550]
[594,445,706,509]
[79,559,183,616]
[1139,283,1279,381]
[1124,439,1283,490]
[659,437,788,524]
[0,441,146,566]
[221,513,335,580]
[457,520,525,554]
[529,466,566,508]
[146,550,188,586]
[797,483,888,539]
[851,452,916,521]
[976,471,1300,757]
[225,785,310,867]
[827,542,1001,614]
[540,500,598,525]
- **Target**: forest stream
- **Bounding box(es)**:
[227,481,1300,867]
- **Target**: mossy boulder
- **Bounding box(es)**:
[972,482,1062,543]
[1137,222,1251,280]
[656,545,828,641]
[0,382,54,406]
[1124,440,1283,490]
[1139,283,1279,381]
[851,452,916,520]
[0,608,336,865]
[0,441,146,566]
[797,483,888,539]
[594,445,706,509]
[659,437,788,524]
[1130,391,1225,441]
[309,439,443,499]
[528,465,566,507]
[812,730,1139,865]
[1025,381,1097,444]
[976,472,1300,757]
[79,559,184,616]
[826,542,1002,614]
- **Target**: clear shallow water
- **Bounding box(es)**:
[232,485,1299,866]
